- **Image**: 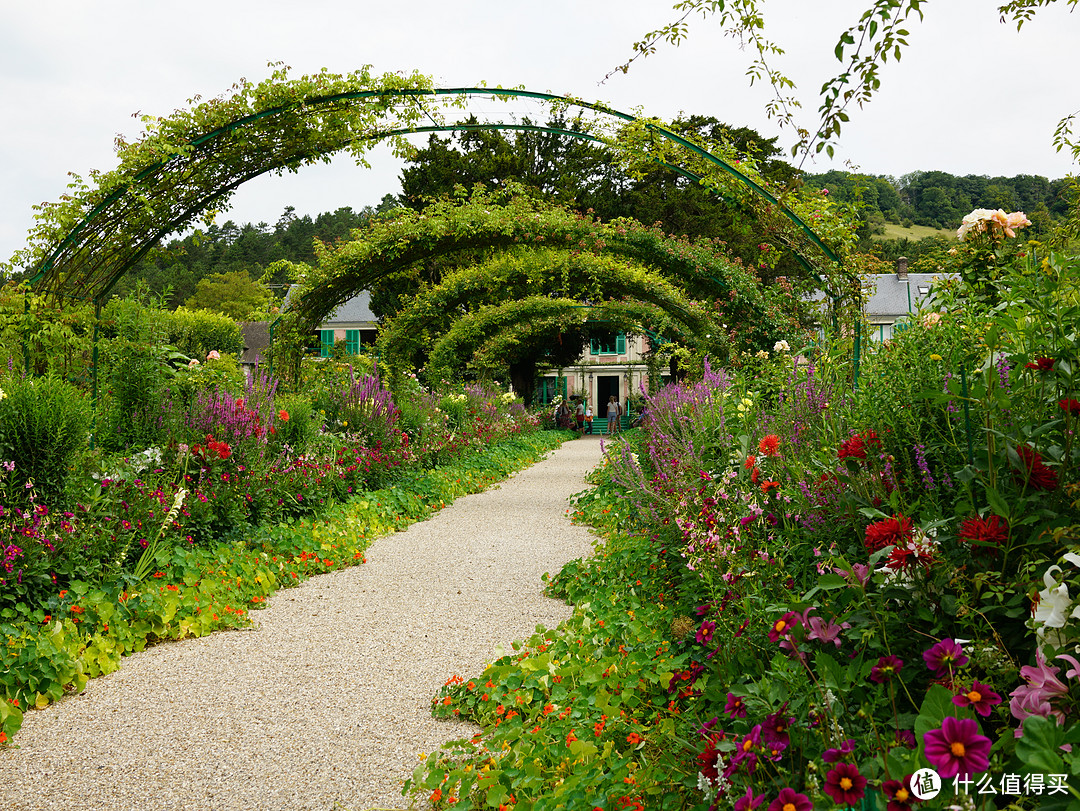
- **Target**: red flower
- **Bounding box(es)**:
[760,480,781,495]
[758,434,780,457]
[882,776,918,811]
[768,611,800,642]
[864,514,914,553]
[1025,357,1055,371]
[824,762,867,806]
[1060,399,1080,415]
[744,454,757,470]
[279,409,290,422]
[959,514,1008,556]
[838,435,865,460]
[751,467,762,484]
[1015,445,1058,491]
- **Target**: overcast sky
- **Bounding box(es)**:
[3,0,1077,266]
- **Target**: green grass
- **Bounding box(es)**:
[874,221,955,241]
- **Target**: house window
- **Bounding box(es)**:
[537,377,567,405]
[319,329,335,358]
[345,330,360,355]
[590,332,627,356]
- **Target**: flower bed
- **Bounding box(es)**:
[0,430,569,746]
[412,244,1080,809]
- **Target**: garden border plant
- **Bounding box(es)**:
[0,429,572,747]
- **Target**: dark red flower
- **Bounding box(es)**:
[751,467,762,484]
[864,514,914,553]
[823,762,867,805]
[959,514,1009,556]
[1015,445,1058,491]
[882,775,919,811]
[838,434,866,460]
[1025,357,1055,371]
[1059,399,1080,415]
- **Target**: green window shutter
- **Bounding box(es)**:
[561,378,568,398]
[320,329,334,358]
[345,330,360,355]
[590,339,599,356]
[616,333,626,354]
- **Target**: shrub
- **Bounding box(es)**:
[0,375,92,505]
[163,307,243,359]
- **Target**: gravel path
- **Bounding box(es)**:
[1,436,605,811]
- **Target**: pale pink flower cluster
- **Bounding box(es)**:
[957,208,1032,241]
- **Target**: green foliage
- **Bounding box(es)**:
[0,430,565,747]
[162,306,243,359]
[0,375,92,505]
[169,352,246,409]
[183,269,271,322]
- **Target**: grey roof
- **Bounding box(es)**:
[324,290,378,326]
[864,272,953,321]
[281,286,379,327]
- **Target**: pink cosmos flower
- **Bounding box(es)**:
[768,611,800,643]
[734,786,765,811]
[824,762,867,805]
[923,716,992,779]
[767,787,812,811]
[952,680,1003,717]
[724,692,747,719]
[870,654,904,684]
[923,638,969,677]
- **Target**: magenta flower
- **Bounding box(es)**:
[952,681,1003,717]
[882,775,918,811]
[870,654,904,684]
[768,611,801,642]
[767,787,812,811]
[923,716,992,779]
[922,638,969,676]
[824,761,867,805]
[822,738,856,763]
[734,786,765,810]
[762,705,795,746]
[724,692,748,718]
[696,619,716,645]
[802,607,850,648]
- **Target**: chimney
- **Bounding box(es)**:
[897,256,909,281]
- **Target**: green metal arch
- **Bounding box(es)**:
[379,247,716,376]
[29,85,842,302]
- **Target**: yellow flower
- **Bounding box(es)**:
[930,354,942,361]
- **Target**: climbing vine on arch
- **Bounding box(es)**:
[424,296,690,390]
[376,245,723,378]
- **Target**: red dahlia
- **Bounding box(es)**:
[865,514,914,553]
[959,514,1008,555]
[1015,445,1059,491]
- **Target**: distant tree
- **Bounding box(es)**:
[184,269,270,322]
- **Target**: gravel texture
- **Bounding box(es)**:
[0,436,605,811]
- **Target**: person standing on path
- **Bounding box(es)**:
[574,398,585,435]
[584,401,593,434]
[606,395,621,435]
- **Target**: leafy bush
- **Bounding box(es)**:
[162,307,243,359]
[0,375,91,505]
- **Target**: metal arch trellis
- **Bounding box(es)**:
[27,86,848,298]
[22,82,862,403]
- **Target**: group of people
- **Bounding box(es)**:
[554,396,624,435]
